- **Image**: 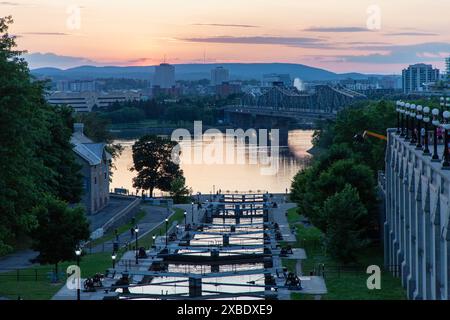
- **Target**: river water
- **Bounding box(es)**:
[110,129,314,195]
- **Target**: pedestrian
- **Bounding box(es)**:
[130,227,134,237]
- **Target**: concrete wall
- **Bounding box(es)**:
[384,128,450,300]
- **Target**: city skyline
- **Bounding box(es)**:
[2,0,450,73]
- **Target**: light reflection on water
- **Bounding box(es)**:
[111,129,313,194]
[119,216,268,299]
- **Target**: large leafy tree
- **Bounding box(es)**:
[290,100,395,260]
[38,105,84,203]
[31,196,90,275]
[0,16,46,254]
[323,185,369,263]
[131,135,184,197]
[169,176,192,204]
[0,16,84,255]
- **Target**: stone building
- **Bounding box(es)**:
[384,128,450,300]
[71,123,111,215]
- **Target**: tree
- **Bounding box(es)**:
[31,196,90,276]
[322,185,369,263]
[170,176,192,204]
[316,159,377,233]
[38,105,83,203]
[130,135,184,197]
[0,16,85,254]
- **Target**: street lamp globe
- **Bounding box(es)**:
[111,253,116,261]
[134,226,139,234]
[75,248,82,256]
[443,111,450,121]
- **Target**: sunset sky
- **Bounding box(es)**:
[2,0,450,74]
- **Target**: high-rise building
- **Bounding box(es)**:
[402,63,440,93]
[446,57,450,80]
[153,63,175,89]
[211,66,229,86]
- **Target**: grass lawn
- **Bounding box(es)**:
[285,208,406,300]
[286,207,302,224]
[0,252,115,300]
[0,208,186,300]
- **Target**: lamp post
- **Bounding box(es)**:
[191,202,194,224]
[75,247,82,301]
[165,218,169,246]
[442,111,450,169]
[152,235,156,248]
[396,100,401,134]
[111,252,117,269]
[134,225,139,265]
[184,211,187,226]
[432,108,440,161]
[415,105,423,149]
[409,104,417,145]
[404,103,411,140]
[423,107,431,155]
[399,101,406,136]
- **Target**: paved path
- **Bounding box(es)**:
[87,197,135,231]
[272,202,297,243]
[87,205,171,254]
[0,250,38,273]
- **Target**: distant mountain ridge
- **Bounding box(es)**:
[31,63,380,81]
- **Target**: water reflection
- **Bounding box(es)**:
[111,130,313,194]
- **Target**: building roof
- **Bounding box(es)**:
[71,130,112,166]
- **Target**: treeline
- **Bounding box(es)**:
[94,95,240,125]
[0,17,89,262]
[290,100,395,263]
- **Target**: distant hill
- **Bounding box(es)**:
[31,63,378,82]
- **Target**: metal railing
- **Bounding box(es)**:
[0,268,67,282]
[310,264,401,279]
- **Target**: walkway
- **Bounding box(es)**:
[0,250,38,273]
[87,204,172,254]
[87,196,136,231]
[272,202,297,243]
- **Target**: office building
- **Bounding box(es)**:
[46,91,142,112]
[153,63,176,89]
[211,66,229,86]
[262,74,291,87]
